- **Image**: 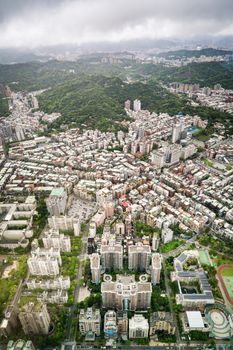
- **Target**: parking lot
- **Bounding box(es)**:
[68,197,98,223]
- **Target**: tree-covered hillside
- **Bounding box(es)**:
[0,60,126,92]
[38,75,188,131]
[130,62,233,89]
[38,75,233,134]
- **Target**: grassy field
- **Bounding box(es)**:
[219,266,233,301]
[162,239,184,253]
[198,249,212,266]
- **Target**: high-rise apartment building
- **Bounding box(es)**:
[79,308,101,337]
[133,99,141,112]
[128,243,151,272]
[100,243,123,271]
[42,229,71,252]
[101,275,152,311]
[90,254,101,284]
[151,254,162,286]
[129,314,149,339]
[46,187,67,216]
[104,311,118,339]
[19,302,50,335]
[27,248,61,276]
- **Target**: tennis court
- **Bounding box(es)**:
[198,249,212,265]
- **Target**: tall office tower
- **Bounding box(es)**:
[104,311,118,339]
[100,243,123,271]
[151,254,162,286]
[90,254,101,284]
[27,248,61,276]
[128,243,151,272]
[129,314,149,339]
[133,99,141,112]
[19,302,50,335]
[124,100,131,110]
[46,187,67,216]
[79,308,101,337]
[101,275,152,311]
[42,229,71,252]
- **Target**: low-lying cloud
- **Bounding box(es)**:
[0,0,233,48]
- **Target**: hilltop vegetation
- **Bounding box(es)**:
[38,75,187,131]
[130,61,233,89]
[0,60,125,92]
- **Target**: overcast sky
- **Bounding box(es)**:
[0,0,233,48]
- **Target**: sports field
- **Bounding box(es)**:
[198,249,212,266]
[217,266,233,305]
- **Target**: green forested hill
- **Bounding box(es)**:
[38,76,187,131]
[157,62,233,89]
[130,62,233,89]
[38,75,233,134]
[0,60,125,92]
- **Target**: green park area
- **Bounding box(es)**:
[162,239,184,253]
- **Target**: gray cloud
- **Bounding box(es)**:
[0,0,233,48]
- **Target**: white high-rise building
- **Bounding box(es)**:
[128,243,151,272]
[42,229,71,252]
[46,187,67,216]
[133,99,141,112]
[27,248,61,276]
[151,254,162,286]
[79,308,101,337]
[152,234,160,251]
[162,227,173,244]
[129,314,149,339]
[100,243,123,271]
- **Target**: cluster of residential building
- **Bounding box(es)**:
[169,82,233,115]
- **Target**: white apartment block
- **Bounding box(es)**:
[46,187,67,216]
[39,290,68,304]
[48,215,80,236]
[129,314,149,339]
[79,308,101,336]
[28,248,61,276]
[26,276,70,290]
[42,229,71,252]
[162,227,173,244]
[128,243,151,272]
[100,243,123,271]
[133,99,141,112]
